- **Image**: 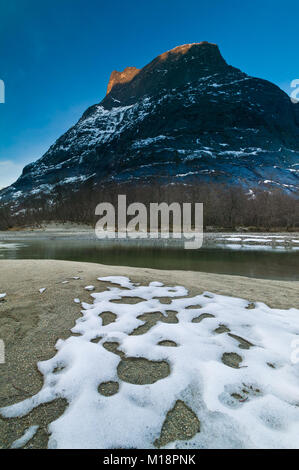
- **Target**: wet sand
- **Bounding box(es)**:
[0,259,298,448]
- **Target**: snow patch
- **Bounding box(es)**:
[1,277,299,449]
[10,425,39,449]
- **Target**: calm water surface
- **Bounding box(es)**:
[0,239,298,281]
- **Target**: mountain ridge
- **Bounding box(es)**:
[1,42,298,204]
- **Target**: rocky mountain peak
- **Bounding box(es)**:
[106,66,140,95]
[156,41,225,65]
[102,42,228,108]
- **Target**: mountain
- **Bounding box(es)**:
[1,42,299,204]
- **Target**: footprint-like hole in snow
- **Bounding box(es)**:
[185,304,202,310]
[110,297,144,304]
[228,333,253,350]
[98,381,119,397]
[90,336,103,344]
[164,311,179,322]
[102,341,124,358]
[232,384,262,401]
[222,352,243,369]
[192,313,215,323]
[131,311,178,336]
[214,324,230,334]
[158,340,177,347]
[153,297,173,304]
[117,358,170,385]
[154,400,200,448]
[99,311,117,326]
[220,383,262,408]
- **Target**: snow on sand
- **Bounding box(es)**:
[1,276,299,449]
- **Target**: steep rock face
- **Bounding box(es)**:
[106,66,140,95]
[1,42,299,203]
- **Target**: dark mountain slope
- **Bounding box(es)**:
[1,42,298,204]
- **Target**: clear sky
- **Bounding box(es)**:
[0,0,298,188]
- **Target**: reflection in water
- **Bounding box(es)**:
[0,239,298,281]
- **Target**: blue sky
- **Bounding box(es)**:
[0,0,298,188]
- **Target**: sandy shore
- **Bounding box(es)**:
[0,259,298,448]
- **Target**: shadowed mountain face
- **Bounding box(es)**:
[1,42,299,203]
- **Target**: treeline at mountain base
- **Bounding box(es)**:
[0,182,298,231]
